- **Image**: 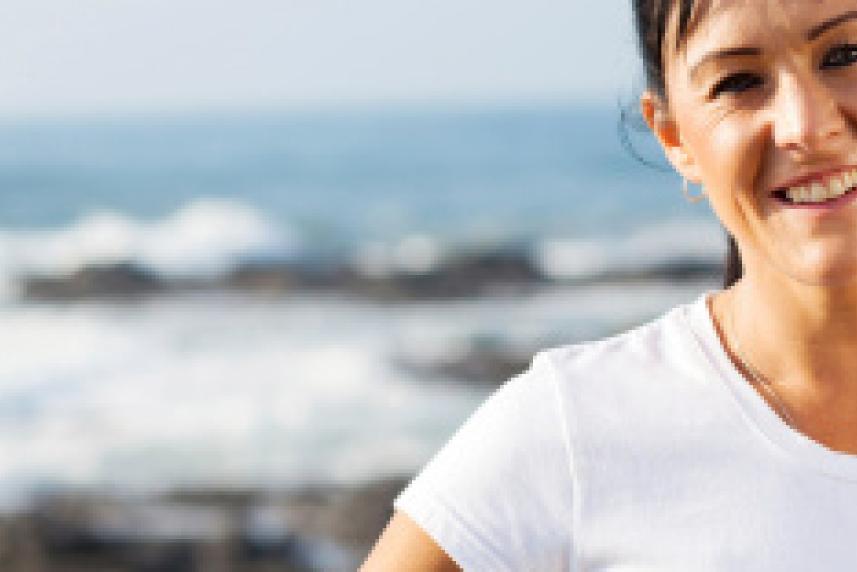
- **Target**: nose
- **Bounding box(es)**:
[772,69,847,158]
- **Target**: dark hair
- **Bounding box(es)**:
[630,0,744,288]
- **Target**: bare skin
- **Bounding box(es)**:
[645,0,857,453]
[361,512,460,571]
[710,277,857,453]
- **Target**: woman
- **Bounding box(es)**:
[364,0,857,569]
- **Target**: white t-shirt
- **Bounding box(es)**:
[394,293,857,571]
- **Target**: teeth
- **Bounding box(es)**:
[810,182,826,201]
[784,169,857,203]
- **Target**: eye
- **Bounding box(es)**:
[710,72,763,98]
[821,44,857,68]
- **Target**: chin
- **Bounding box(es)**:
[759,237,857,288]
[788,255,857,289]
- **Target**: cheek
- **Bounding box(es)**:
[688,114,769,217]
[708,117,766,194]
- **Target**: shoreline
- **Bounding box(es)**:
[19,251,723,303]
[0,476,409,571]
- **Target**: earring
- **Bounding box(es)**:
[682,178,706,203]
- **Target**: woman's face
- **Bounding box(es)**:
[657,0,857,287]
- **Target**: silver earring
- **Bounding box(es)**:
[682,178,705,203]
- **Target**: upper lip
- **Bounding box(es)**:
[771,165,857,195]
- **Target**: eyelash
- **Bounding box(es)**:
[709,43,857,99]
[822,43,857,68]
[710,73,762,98]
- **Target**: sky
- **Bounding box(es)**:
[0,0,639,119]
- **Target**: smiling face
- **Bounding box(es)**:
[647,0,857,288]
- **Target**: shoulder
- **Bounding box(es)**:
[541,296,727,460]
[540,299,709,396]
[393,352,574,570]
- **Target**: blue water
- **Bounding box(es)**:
[0,104,704,246]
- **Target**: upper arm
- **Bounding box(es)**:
[361,511,461,572]
[367,354,575,570]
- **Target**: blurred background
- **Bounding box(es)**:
[0,0,724,569]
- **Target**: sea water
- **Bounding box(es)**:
[0,104,722,505]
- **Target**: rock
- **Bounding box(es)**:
[22,263,165,301]
[279,477,408,554]
[350,248,546,301]
[395,336,533,386]
[563,258,723,286]
[15,248,718,303]
[221,248,546,301]
[0,477,410,571]
[223,261,355,294]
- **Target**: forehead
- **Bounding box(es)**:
[676,0,850,58]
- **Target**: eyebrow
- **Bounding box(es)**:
[689,47,761,82]
[689,10,857,83]
[808,10,857,40]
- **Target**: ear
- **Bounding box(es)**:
[640,92,701,184]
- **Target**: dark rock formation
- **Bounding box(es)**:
[223,261,358,294]
[564,258,722,286]
[22,263,165,301]
[17,249,721,303]
[349,248,545,301]
[0,476,409,571]
[396,336,533,386]
[18,249,547,302]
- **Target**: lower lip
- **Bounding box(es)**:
[775,185,857,210]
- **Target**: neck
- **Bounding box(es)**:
[713,271,857,413]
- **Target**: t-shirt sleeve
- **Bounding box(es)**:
[393,352,575,571]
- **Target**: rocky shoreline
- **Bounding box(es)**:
[0,477,408,571]
[20,250,723,302]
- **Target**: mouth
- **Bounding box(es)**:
[772,168,857,208]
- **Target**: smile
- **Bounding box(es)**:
[773,168,857,206]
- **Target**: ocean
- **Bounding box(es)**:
[0,104,723,507]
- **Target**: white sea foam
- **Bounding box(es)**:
[0,281,714,505]
[0,199,298,289]
[351,234,443,277]
[535,218,725,280]
[0,296,481,502]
